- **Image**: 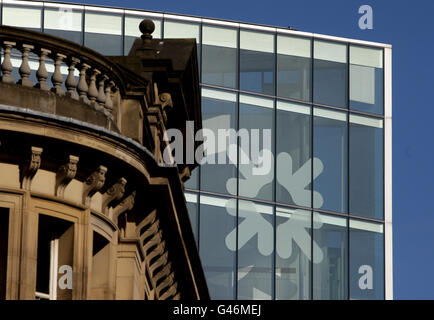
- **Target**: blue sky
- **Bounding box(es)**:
[53,0,434,299]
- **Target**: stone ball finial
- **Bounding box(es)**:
[140,19,155,42]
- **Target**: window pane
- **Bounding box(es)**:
[313,40,347,108]
[240,30,275,95]
[313,213,347,300]
[163,20,201,74]
[84,11,122,55]
[277,35,311,101]
[184,166,199,190]
[200,88,238,195]
[2,4,42,31]
[350,46,383,115]
[124,15,162,55]
[276,101,311,206]
[313,108,347,213]
[350,220,384,300]
[202,25,237,89]
[185,192,199,244]
[276,207,311,300]
[44,7,83,44]
[237,200,273,300]
[349,115,383,220]
[199,195,236,299]
[239,94,274,201]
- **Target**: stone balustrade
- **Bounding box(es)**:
[0,25,136,120]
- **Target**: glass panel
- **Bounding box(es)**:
[199,195,236,299]
[200,88,238,195]
[184,166,199,190]
[185,192,199,244]
[237,200,273,300]
[276,207,311,300]
[350,220,384,300]
[277,35,311,101]
[313,213,348,300]
[44,7,83,44]
[163,20,201,74]
[313,40,347,108]
[276,101,311,207]
[350,45,383,115]
[239,94,274,201]
[124,15,162,55]
[84,11,122,55]
[313,108,347,213]
[202,24,237,89]
[349,115,383,220]
[2,4,42,31]
[240,30,275,95]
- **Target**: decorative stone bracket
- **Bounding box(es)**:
[55,155,79,198]
[20,146,43,190]
[82,165,107,206]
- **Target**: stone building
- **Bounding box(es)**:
[0,20,208,300]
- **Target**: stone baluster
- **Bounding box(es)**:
[51,53,66,95]
[104,80,115,112]
[97,74,107,107]
[66,57,80,100]
[35,48,51,91]
[1,41,16,84]
[18,44,34,87]
[88,69,100,106]
[77,63,90,104]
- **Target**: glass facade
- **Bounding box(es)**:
[1,0,391,300]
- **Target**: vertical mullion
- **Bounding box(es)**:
[272,31,277,301]
[235,27,240,301]
[347,43,351,300]
[310,38,314,301]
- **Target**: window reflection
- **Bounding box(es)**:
[313,108,347,213]
[350,220,384,300]
[277,35,311,102]
[349,115,383,220]
[199,195,236,300]
[313,213,348,300]
[44,7,83,44]
[84,11,123,56]
[276,101,311,206]
[313,40,347,108]
[350,45,384,115]
[200,88,238,195]
[240,30,275,95]
[202,25,238,89]
[237,200,273,300]
[185,192,199,244]
[239,94,275,201]
[276,207,311,300]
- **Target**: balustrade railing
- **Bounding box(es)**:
[0,25,135,120]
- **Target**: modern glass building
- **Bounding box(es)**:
[0,0,392,300]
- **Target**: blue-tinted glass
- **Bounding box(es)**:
[313,213,348,299]
[239,96,275,201]
[240,30,275,95]
[276,208,311,300]
[276,102,311,207]
[185,193,199,244]
[313,41,347,108]
[202,25,237,89]
[44,8,83,45]
[184,166,199,190]
[350,220,384,300]
[84,11,122,56]
[85,33,122,56]
[350,46,384,115]
[313,108,347,213]
[349,116,383,220]
[277,35,311,102]
[237,200,273,300]
[200,90,238,195]
[199,195,236,299]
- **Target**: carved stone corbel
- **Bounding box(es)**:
[111,191,136,223]
[102,177,127,215]
[82,165,107,206]
[55,155,79,198]
[20,146,43,190]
